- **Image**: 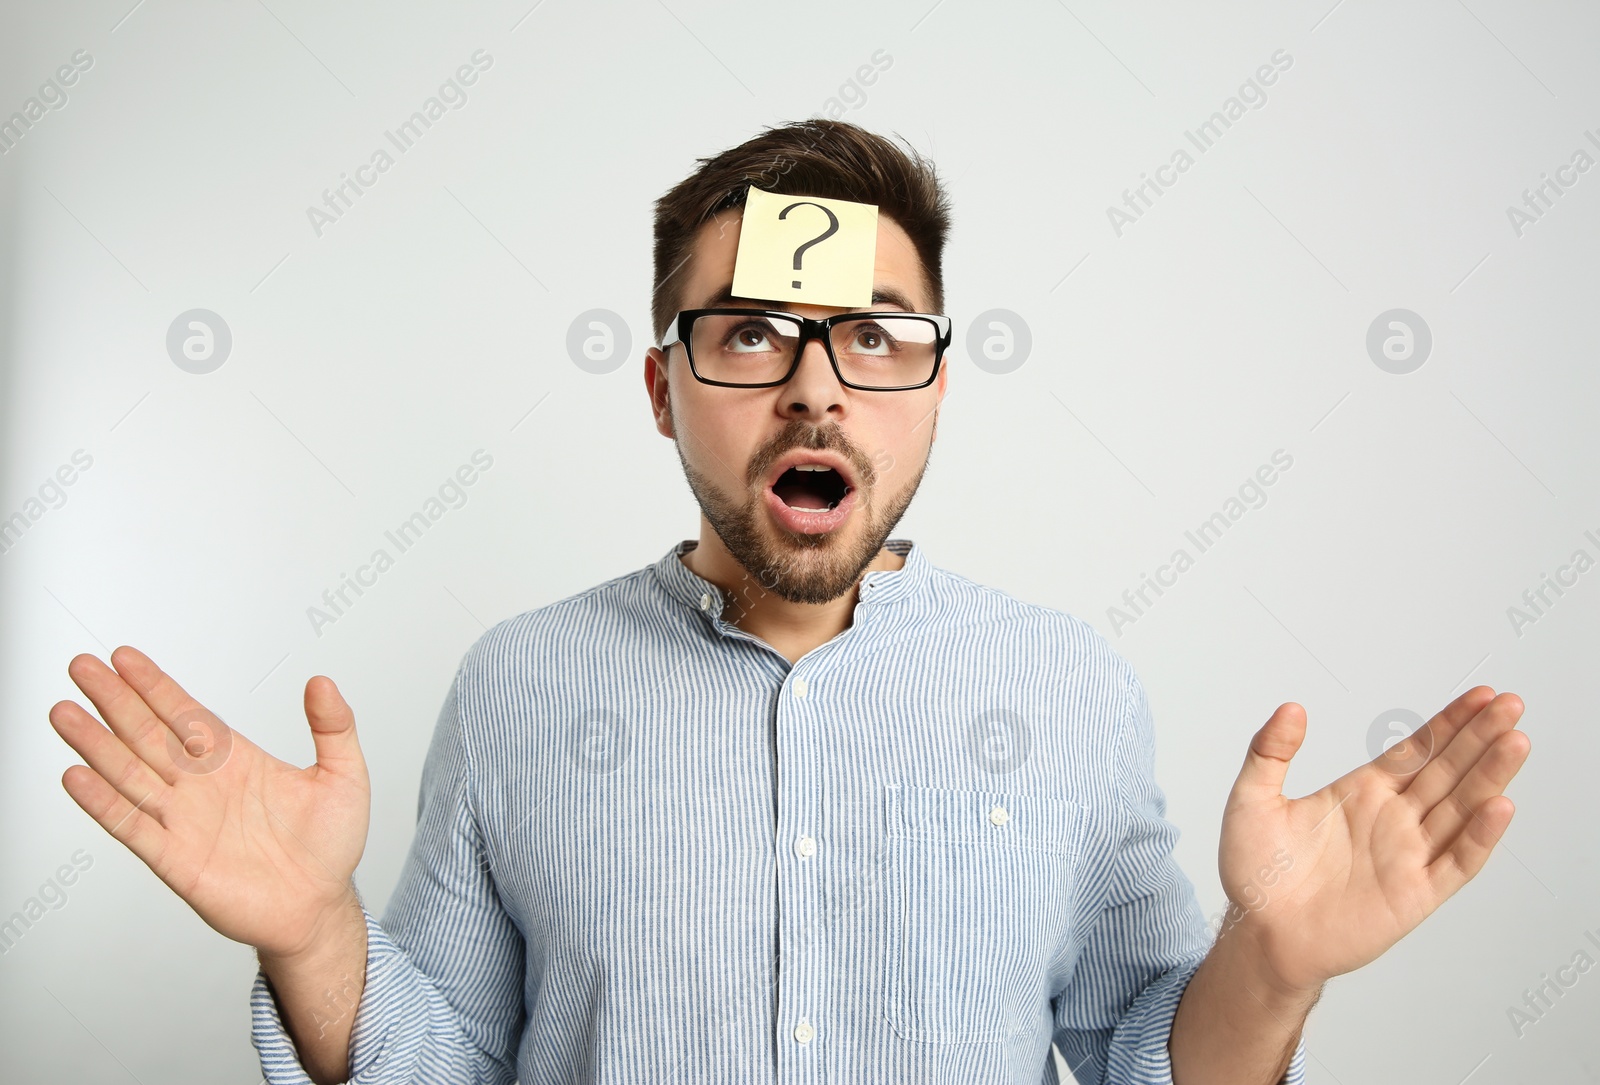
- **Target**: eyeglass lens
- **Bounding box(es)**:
[689,313,938,388]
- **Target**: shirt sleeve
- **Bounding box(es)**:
[250,664,526,1085]
[1050,666,1307,1085]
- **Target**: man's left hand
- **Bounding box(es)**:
[1216,685,1531,995]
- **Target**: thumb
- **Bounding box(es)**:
[304,675,364,775]
[1230,702,1306,804]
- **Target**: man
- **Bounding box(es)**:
[49,119,1530,1084]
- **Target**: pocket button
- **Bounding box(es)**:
[988,804,1010,827]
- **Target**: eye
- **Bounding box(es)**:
[849,324,894,354]
[726,321,777,353]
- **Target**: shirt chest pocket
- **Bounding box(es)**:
[883,784,1086,1045]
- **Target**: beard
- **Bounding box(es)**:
[674,415,932,605]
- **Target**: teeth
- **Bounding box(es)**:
[794,464,835,472]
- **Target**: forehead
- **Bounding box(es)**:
[677,206,929,314]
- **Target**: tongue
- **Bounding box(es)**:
[773,479,830,510]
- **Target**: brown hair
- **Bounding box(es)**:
[650,119,951,343]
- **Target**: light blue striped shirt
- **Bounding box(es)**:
[251,538,1307,1084]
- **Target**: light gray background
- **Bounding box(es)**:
[2,1,1596,1082]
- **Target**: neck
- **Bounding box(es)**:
[680,520,906,665]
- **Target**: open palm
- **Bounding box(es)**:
[1216,685,1530,995]
[49,645,370,961]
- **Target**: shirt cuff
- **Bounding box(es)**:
[1103,953,1310,1085]
[1103,952,1206,1084]
[1281,1032,1309,1083]
[250,906,429,1085]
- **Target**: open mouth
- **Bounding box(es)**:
[770,463,852,512]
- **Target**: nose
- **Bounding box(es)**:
[778,335,847,421]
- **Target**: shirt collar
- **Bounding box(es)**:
[651,536,929,617]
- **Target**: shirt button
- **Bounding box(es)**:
[793,1017,816,1044]
[793,835,816,859]
[792,677,808,698]
[989,804,1010,827]
[699,592,713,611]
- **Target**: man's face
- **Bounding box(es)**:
[645,208,948,605]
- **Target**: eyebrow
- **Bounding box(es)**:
[695,284,923,313]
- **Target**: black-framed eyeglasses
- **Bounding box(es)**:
[660,308,952,391]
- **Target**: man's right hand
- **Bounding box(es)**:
[50,645,371,959]
[50,645,372,1082]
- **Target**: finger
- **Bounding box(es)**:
[109,644,217,730]
[1403,692,1525,813]
[49,699,171,815]
[303,675,365,776]
[1229,702,1306,804]
[108,646,236,777]
[67,651,184,780]
[1365,685,1496,782]
[1427,794,1516,901]
[1420,728,1531,856]
[1427,684,1500,742]
[1388,685,1498,773]
[60,763,170,875]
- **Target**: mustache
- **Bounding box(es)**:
[746,420,876,489]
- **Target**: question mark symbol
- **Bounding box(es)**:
[778,201,840,290]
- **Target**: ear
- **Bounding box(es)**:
[644,346,676,439]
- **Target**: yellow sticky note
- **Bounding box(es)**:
[731,186,878,308]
